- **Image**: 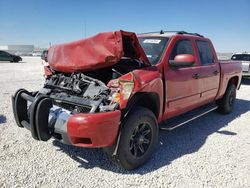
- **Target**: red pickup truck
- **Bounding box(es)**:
[12,30,242,170]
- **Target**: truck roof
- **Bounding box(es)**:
[137,30,205,38]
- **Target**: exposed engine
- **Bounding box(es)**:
[37,73,119,114]
[33,58,145,114]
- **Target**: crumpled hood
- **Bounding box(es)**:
[47,30,150,73]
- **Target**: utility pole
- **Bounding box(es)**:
[84,23,87,38]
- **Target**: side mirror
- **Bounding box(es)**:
[169,54,195,69]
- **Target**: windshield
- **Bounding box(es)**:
[138,37,169,65]
[231,54,250,61]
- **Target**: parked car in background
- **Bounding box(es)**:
[0,50,22,62]
[231,53,250,77]
[32,52,42,57]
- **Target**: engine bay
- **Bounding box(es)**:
[37,58,144,114]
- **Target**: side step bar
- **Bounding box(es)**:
[160,103,218,131]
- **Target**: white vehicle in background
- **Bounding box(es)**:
[231,53,250,77]
[32,52,42,57]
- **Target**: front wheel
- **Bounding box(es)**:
[13,57,19,63]
[104,107,159,170]
[217,84,236,114]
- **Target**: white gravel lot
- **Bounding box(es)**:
[0,57,250,188]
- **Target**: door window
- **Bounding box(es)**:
[196,41,214,65]
[170,39,194,60]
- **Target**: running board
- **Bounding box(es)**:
[160,103,218,131]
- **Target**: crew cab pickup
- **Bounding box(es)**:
[231,53,250,76]
[12,30,242,170]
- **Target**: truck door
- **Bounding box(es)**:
[195,40,220,103]
[164,38,201,119]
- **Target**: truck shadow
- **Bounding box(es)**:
[0,115,6,124]
[53,98,250,174]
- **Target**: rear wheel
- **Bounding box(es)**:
[103,107,159,170]
[217,84,236,114]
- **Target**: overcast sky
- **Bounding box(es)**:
[0,0,249,52]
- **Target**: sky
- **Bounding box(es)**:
[0,0,249,52]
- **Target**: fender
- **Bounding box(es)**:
[124,67,163,121]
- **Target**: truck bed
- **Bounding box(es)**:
[216,60,242,100]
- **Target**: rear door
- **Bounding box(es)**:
[195,40,220,103]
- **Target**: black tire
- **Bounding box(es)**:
[104,107,159,170]
[13,57,19,63]
[217,84,236,114]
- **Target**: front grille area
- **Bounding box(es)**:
[54,102,91,113]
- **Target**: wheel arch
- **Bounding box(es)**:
[228,76,239,89]
[123,92,160,120]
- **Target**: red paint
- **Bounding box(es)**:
[47,30,150,73]
[47,31,242,148]
[174,54,195,63]
[67,110,121,147]
[43,66,53,76]
[129,68,164,122]
[150,34,242,120]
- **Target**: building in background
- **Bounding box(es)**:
[0,45,35,56]
[217,52,234,60]
[0,45,236,59]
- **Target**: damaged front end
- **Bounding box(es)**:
[12,72,123,147]
[43,72,120,113]
[12,30,148,147]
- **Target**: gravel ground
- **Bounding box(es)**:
[0,57,250,188]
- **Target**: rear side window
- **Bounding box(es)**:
[170,39,194,60]
[196,41,214,65]
[231,54,250,61]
